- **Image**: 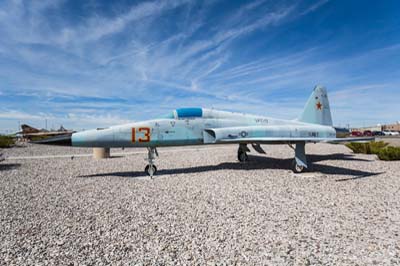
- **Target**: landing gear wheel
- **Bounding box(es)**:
[237,150,248,162]
[145,147,158,178]
[145,164,157,177]
[292,160,305,173]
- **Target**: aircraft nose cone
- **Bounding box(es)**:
[71,129,102,147]
[71,131,88,146]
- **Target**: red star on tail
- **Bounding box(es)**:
[316,101,323,110]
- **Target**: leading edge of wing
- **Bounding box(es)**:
[217,137,375,144]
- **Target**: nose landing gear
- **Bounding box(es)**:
[145,164,157,177]
[145,147,158,178]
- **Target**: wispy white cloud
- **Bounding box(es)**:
[0,109,133,132]
[300,0,330,15]
[57,0,192,45]
[66,113,133,128]
[0,110,49,121]
[329,85,400,127]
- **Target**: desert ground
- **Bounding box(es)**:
[1,143,400,265]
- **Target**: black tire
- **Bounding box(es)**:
[145,164,157,176]
[237,150,248,162]
[292,160,305,173]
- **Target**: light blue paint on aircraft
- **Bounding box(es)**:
[36,86,373,176]
[299,85,333,126]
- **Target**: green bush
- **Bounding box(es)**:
[377,147,400,161]
[0,136,15,148]
[345,141,388,155]
[369,141,389,154]
[346,141,400,161]
[345,142,367,154]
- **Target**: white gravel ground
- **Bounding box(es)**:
[1,143,400,265]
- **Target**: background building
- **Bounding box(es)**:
[351,125,382,132]
[382,122,400,131]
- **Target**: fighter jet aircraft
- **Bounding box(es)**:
[35,85,373,176]
[17,124,74,140]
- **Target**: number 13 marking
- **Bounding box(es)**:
[131,127,151,142]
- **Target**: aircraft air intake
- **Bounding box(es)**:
[203,129,216,143]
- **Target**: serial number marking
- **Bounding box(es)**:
[255,118,268,123]
[131,127,151,143]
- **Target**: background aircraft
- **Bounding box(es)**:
[35,85,372,176]
[17,124,74,140]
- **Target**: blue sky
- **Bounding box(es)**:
[1,0,400,133]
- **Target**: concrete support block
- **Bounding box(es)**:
[93,148,110,159]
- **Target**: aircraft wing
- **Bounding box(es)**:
[216,137,374,144]
[323,137,375,143]
[203,127,374,144]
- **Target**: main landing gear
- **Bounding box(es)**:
[289,142,308,173]
[237,144,250,162]
[292,160,305,173]
[145,147,158,178]
[237,143,308,173]
[237,143,267,162]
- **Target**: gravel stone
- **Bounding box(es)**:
[0,143,400,265]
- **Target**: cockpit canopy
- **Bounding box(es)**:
[162,108,203,119]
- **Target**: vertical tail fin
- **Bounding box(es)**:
[298,85,333,126]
